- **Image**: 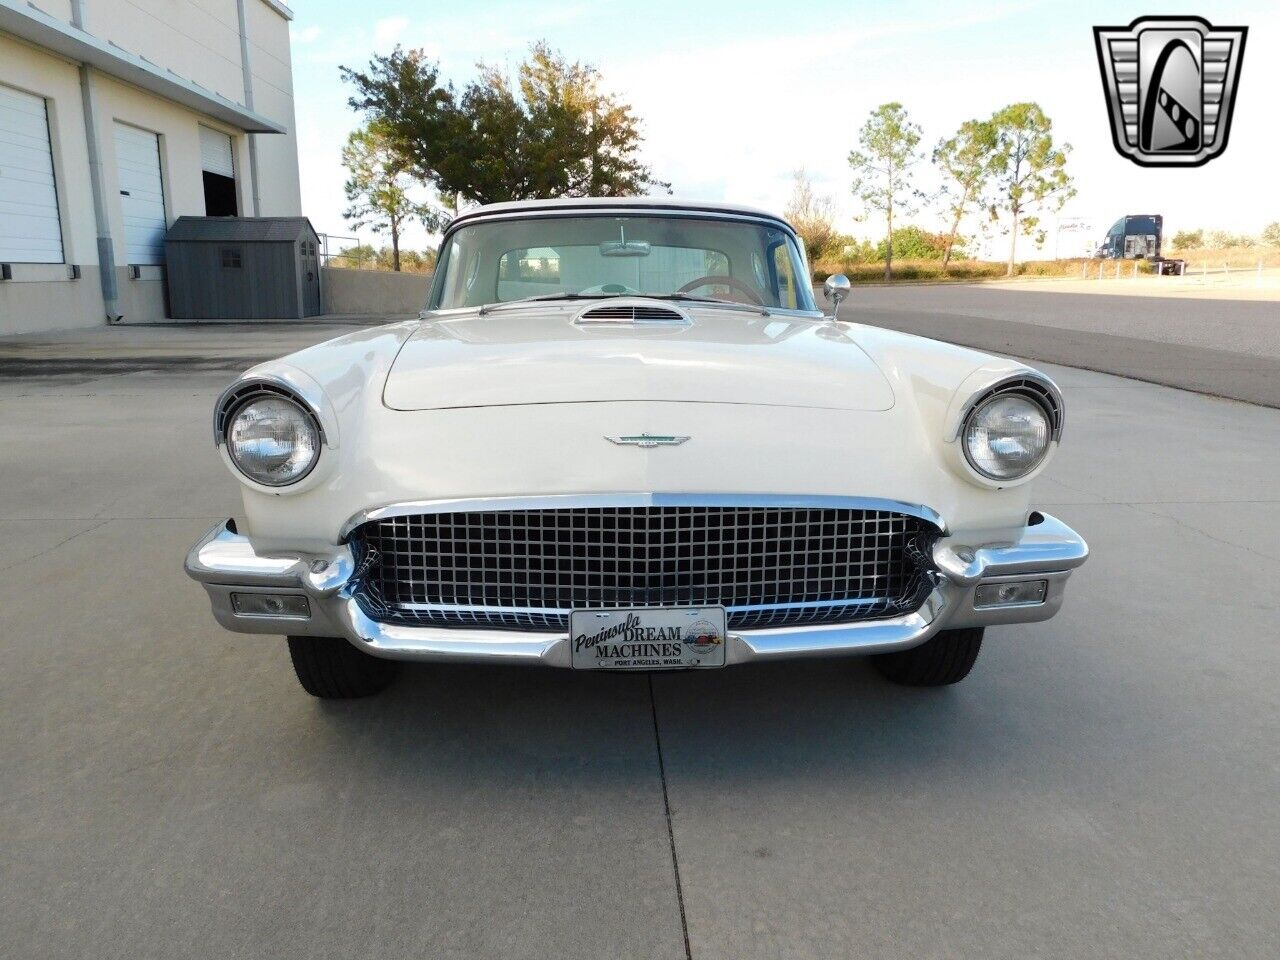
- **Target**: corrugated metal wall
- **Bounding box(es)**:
[0,83,64,264]
[113,122,167,266]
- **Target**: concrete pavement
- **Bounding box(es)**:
[2,319,1278,959]
[823,282,1280,407]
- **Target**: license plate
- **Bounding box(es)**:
[569,607,727,670]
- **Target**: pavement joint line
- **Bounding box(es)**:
[0,519,111,574]
[648,673,692,960]
[1117,502,1280,565]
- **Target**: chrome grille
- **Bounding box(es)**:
[349,505,938,632]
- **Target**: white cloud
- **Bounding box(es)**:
[291,25,321,44]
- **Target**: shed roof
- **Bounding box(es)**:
[166,217,318,243]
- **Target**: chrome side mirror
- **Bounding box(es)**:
[823,274,851,320]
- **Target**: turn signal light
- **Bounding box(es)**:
[974,579,1048,608]
[231,592,310,619]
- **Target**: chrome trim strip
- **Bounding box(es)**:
[422,303,825,321]
[338,493,949,541]
[388,594,901,618]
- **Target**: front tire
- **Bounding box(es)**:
[872,628,983,686]
[286,636,399,699]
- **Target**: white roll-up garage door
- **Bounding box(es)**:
[113,121,166,265]
[198,125,234,178]
[0,84,64,263]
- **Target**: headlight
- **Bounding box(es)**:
[963,393,1051,480]
[226,396,320,486]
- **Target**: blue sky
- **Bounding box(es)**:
[288,0,1279,256]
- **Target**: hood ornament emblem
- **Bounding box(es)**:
[606,433,690,448]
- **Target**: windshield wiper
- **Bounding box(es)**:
[476,290,772,316]
[477,293,614,315]
[640,292,771,315]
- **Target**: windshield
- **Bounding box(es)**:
[430,214,815,311]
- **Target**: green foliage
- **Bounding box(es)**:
[336,243,377,267]
[336,244,436,273]
[342,120,444,271]
[341,42,667,205]
[932,118,998,269]
[784,169,839,265]
[1205,229,1254,249]
[874,226,956,261]
[988,103,1074,274]
[811,256,1129,285]
[1262,222,1280,248]
[1170,229,1203,250]
[813,260,1004,283]
[848,102,924,280]
[822,235,876,265]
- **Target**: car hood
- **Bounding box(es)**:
[383,303,895,411]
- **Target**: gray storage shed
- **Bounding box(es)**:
[165,217,323,319]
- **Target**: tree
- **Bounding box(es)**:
[1170,228,1204,251]
[1205,229,1240,249]
[988,103,1074,276]
[784,169,838,267]
[875,226,954,261]
[848,102,924,281]
[1262,223,1280,248]
[337,244,436,273]
[341,121,442,271]
[932,119,997,271]
[336,243,377,268]
[341,42,667,205]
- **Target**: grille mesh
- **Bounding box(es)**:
[349,506,937,632]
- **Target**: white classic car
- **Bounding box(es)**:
[186,198,1088,698]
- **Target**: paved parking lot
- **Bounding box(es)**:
[827,282,1280,407]
[2,307,1279,959]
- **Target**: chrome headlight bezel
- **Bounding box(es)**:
[225,394,321,486]
[962,392,1053,481]
[948,372,1065,489]
[214,376,332,492]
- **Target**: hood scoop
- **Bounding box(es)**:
[383,308,896,412]
[574,300,689,326]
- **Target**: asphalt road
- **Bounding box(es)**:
[821,282,1280,407]
[2,316,1279,959]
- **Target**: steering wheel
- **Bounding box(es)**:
[676,275,765,306]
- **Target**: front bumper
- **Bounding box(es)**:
[185,512,1088,667]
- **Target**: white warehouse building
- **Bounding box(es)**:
[0,0,301,334]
